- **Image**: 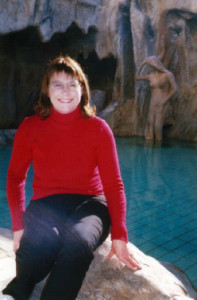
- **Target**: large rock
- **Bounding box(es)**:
[0,228,196,300]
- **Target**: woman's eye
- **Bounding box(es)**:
[70,83,77,88]
[53,83,62,88]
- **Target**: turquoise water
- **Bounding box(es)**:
[0,145,33,228]
[0,138,197,289]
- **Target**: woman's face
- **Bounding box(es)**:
[48,72,82,114]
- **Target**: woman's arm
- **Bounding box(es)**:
[13,229,24,252]
[96,120,127,242]
[135,75,150,81]
[136,60,148,75]
[137,56,166,74]
[7,118,32,232]
[108,240,142,270]
[163,71,177,104]
[167,72,177,96]
[96,120,142,270]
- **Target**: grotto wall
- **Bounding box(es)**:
[0,0,197,141]
[0,0,122,128]
[130,0,197,141]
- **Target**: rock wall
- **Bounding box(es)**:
[0,0,197,141]
[130,0,197,141]
[0,0,119,128]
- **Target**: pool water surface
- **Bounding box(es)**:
[0,137,197,289]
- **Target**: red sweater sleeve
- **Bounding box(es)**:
[96,120,128,242]
[7,118,32,231]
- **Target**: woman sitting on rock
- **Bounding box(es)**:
[2,56,141,300]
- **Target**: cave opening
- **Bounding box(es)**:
[0,22,117,128]
[78,51,117,108]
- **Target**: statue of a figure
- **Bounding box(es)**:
[135,56,177,141]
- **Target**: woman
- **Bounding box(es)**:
[2,56,141,300]
[135,56,177,141]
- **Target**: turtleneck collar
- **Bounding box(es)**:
[50,104,83,125]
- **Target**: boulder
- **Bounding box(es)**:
[0,228,196,300]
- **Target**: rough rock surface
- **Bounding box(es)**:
[0,0,102,40]
[90,90,106,112]
[0,228,196,300]
[0,0,197,141]
[130,0,197,140]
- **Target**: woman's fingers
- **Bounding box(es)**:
[13,241,19,253]
[107,249,115,259]
[108,240,142,270]
[108,249,142,270]
[119,253,142,270]
[129,253,142,267]
[116,254,141,270]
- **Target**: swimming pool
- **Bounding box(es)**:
[0,137,197,289]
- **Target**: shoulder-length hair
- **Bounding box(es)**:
[34,56,96,119]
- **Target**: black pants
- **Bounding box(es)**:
[3,194,111,300]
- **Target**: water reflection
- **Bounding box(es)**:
[1,137,197,230]
[116,136,197,218]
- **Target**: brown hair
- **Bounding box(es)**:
[34,56,96,119]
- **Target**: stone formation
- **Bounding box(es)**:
[0,0,197,141]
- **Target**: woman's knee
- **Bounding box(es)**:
[69,200,110,248]
[59,236,94,271]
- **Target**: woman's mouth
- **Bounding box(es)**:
[58,99,73,103]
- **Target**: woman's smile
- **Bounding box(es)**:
[58,99,73,103]
[48,72,82,114]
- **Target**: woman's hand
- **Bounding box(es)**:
[108,239,142,270]
[13,229,24,253]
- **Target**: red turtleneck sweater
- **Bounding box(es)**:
[7,105,128,242]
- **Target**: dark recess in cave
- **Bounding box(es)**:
[144,17,156,55]
[78,51,117,108]
[0,22,117,128]
[119,3,135,99]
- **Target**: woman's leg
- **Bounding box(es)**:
[145,109,155,140]
[3,194,110,300]
[154,105,168,141]
[3,199,62,300]
[40,195,111,300]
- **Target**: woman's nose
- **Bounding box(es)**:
[61,85,71,93]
